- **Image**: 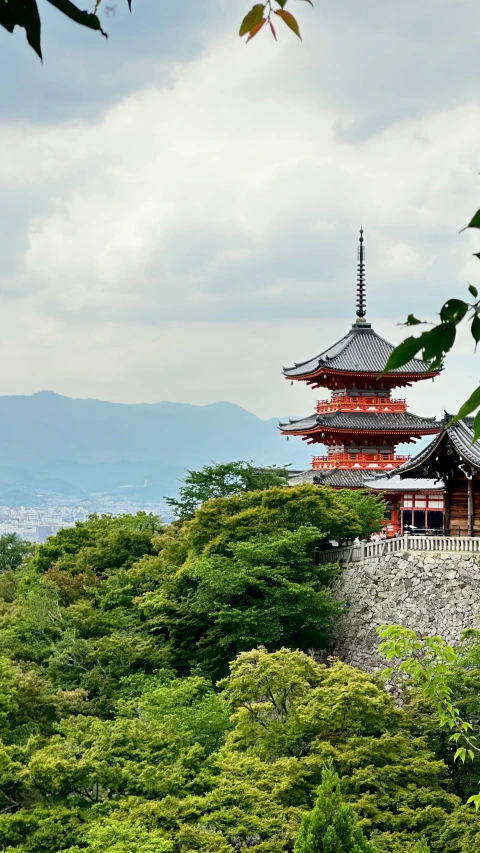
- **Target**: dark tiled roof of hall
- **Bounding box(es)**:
[279,410,440,433]
[393,415,480,475]
[283,320,436,378]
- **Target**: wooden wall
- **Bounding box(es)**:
[447,475,480,536]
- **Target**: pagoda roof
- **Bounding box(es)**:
[283,320,437,381]
[280,409,440,435]
[287,468,380,488]
[393,416,480,478]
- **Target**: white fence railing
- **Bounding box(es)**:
[317,534,480,564]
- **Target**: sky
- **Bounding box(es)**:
[1,0,480,426]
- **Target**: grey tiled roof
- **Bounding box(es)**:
[314,469,380,488]
[284,321,436,378]
[279,410,439,434]
[393,416,480,477]
[287,469,379,488]
[368,476,444,492]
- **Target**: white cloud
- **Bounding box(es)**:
[1,2,480,422]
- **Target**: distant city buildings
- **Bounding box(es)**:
[0,497,168,543]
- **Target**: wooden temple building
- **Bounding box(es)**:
[279,229,443,535]
[392,416,480,537]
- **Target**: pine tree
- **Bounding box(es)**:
[294,763,376,853]
[413,840,430,853]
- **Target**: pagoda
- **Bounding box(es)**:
[279,230,441,489]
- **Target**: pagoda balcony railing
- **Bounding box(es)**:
[316,396,407,414]
[311,452,411,471]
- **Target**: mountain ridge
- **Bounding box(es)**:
[0,390,310,470]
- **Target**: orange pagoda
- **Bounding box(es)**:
[279,229,441,490]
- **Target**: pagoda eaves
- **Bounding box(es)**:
[283,319,440,390]
[279,228,441,480]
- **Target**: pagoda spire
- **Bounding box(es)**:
[356,227,366,319]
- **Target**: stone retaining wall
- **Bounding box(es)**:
[331,551,480,672]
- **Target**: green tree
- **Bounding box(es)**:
[182,484,363,558]
[140,527,342,679]
[334,490,386,540]
[165,461,289,521]
[0,534,34,572]
[294,763,376,853]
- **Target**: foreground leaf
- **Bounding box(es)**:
[472,314,480,346]
[239,4,264,36]
[0,0,42,58]
[247,17,265,41]
[473,409,480,443]
[450,385,480,423]
[460,208,480,232]
[440,298,468,324]
[381,336,423,373]
[275,8,301,38]
[420,323,456,361]
[46,0,107,36]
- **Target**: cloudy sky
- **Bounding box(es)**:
[1,0,480,424]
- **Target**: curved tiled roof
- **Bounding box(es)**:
[287,468,380,488]
[392,415,480,477]
[284,321,437,379]
[279,410,440,434]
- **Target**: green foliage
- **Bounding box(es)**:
[385,203,480,439]
[2,0,310,59]
[377,625,480,810]
[0,509,477,851]
[334,490,386,539]
[165,460,289,521]
[0,534,34,572]
[294,763,376,853]
[140,526,342,680]
[182,484,364,558]
[240,0,309,44]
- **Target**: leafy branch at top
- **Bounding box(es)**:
[0,0,131,59]
[381,207,480,441]
[377,624,480,809]
[239,0,311,44]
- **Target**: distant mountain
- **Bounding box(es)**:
[0,392,311,498]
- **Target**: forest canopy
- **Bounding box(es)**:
[0,490,476,851]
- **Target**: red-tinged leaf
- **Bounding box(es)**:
[270,20,277,39]
[275,8,301,38]
[239,4,264,36]
[460,208,480,233]
[246,17,266,41]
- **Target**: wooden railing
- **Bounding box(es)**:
[316,397,407,414]
[311,453,410,471]
[316,534,480,564]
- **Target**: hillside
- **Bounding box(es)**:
[0,392,311,498]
